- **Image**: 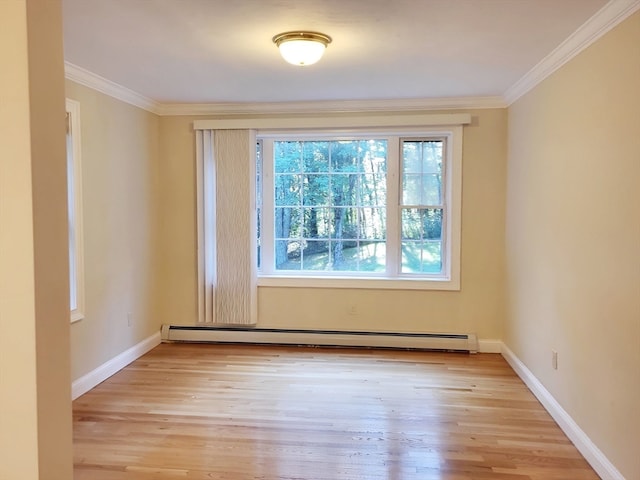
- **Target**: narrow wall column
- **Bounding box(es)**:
[0,0,73,478]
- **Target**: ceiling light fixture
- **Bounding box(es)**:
[272,31,332,66]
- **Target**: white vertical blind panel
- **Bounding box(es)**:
[196,130,216,323]
[203,131,216,323]
[214,130,256,325]
[196,130,205,323]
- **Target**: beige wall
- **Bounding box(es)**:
[157,116,201,326]
[65,81,162,381]
[0,0,73,478]
[158,109,507,339]
[505,11,640,479]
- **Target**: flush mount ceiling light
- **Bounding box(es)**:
[272,31,332,66]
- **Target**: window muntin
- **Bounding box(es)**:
[258,128,460,288]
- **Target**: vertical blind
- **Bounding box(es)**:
[195,129,257,325]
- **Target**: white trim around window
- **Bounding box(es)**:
[257,125,463,291]
[66,98,85,322]
[193,112,471,131]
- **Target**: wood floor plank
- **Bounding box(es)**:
[73,344,599,479]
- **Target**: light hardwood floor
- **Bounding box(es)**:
[73,344,599,480]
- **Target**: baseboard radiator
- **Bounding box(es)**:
[161,325,478,353]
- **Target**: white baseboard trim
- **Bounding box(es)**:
[477,339,502,353]
[501,344,624,480]
[72,331,162,400]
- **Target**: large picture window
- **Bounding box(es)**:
[258,127,462,290]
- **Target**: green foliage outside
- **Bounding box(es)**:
[267,138,444,274]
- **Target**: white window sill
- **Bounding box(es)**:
[257,275,460,291]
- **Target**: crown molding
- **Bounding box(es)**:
[64,62,162,114]
[504,0,640,105]
[64,60,505,115]
[156,96,506,116]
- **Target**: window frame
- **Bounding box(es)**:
[257,126,462,291]
[66,98,85,322]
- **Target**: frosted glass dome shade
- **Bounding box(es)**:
[273,32,332,66]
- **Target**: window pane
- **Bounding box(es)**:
[303,141,329,173]
[359,174,386,206]
[363,140,387,174]
[303,174,329,205]
[421,174,442,205]
[302,207,331,239]
[402,241,442,273]
[400,207,442,240]
[275,174,301,206]
[358,241,386,272]
[422,208,443,240]
[421,241,442,272]
[402,142,422,173]
[275,207,301,239]
[330,141,359,172]
[422,141,442,174]
[401,208,443,274]
[275,240,301,270]
[401,208,422,240]
[275,141,302,173]
[332,207,359,239]
[402,174,422,205]
[303,240,330,270]
[401,242,420,272]
[360,207,385,240]
[330,239,359,271]
[402,174,442,205]
[403,140,442,175]
[331,174,358,206]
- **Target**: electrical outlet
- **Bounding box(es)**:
[127,312,132,327]
[552,350,558,370]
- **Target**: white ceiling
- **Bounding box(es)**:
[62,0,613,105]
